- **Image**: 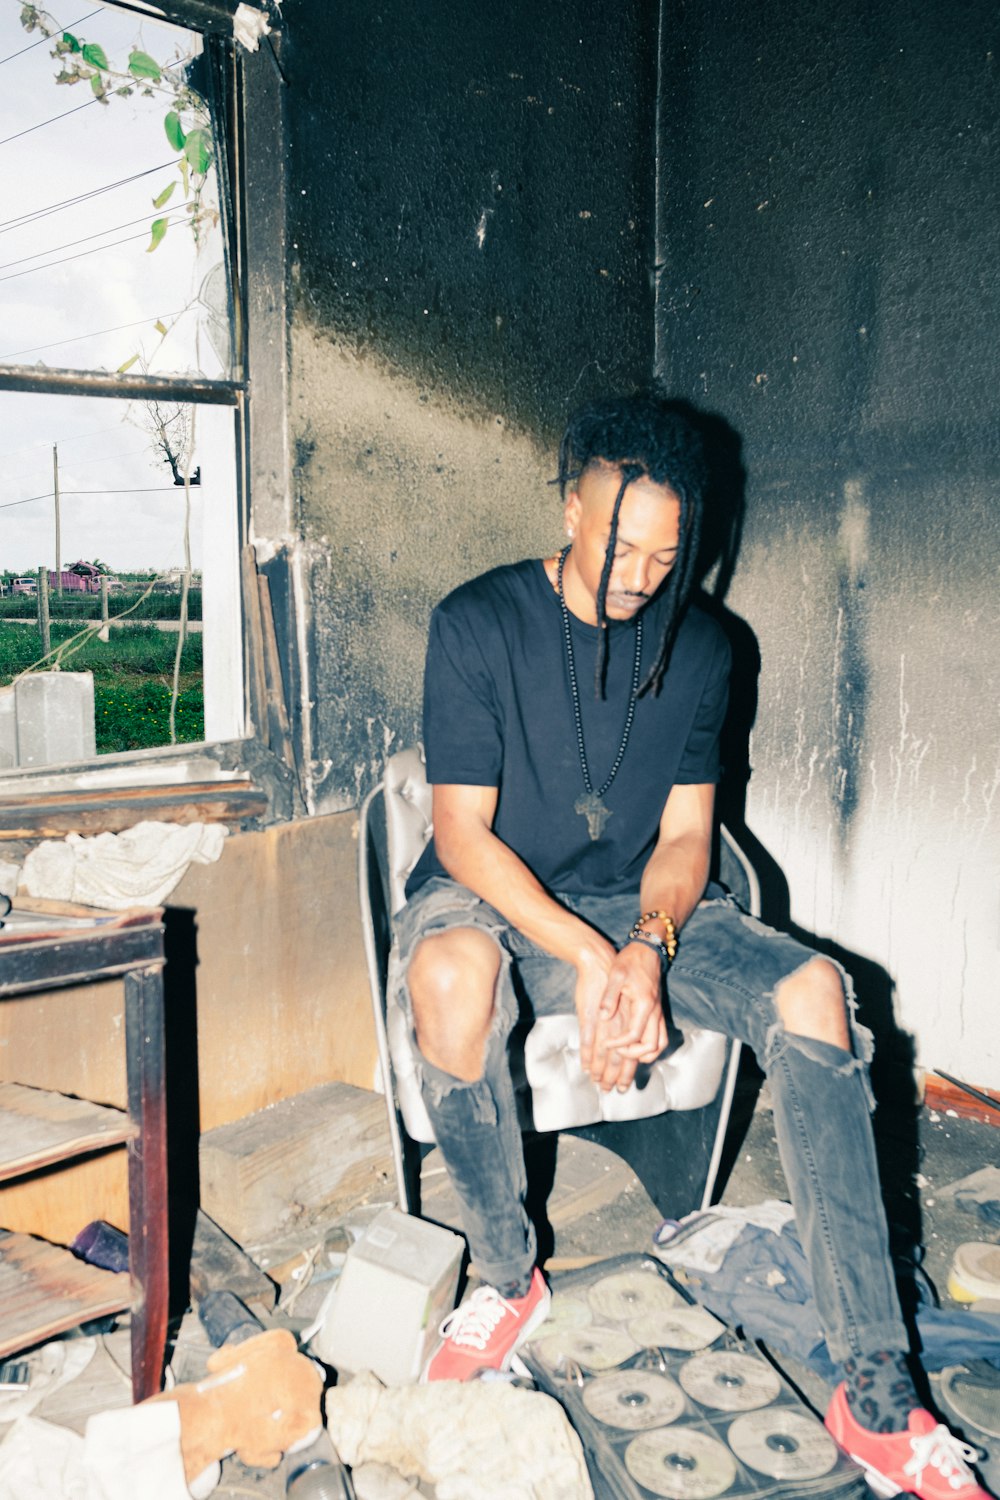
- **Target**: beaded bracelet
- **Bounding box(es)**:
[624,931,669,966]
[630,911,678,962]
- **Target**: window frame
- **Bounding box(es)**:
[0,1,295,814]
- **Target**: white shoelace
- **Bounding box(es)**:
[438,1287,515,1351]
[903,1424,981,1492]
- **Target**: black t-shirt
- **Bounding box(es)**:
[406,559,731,898]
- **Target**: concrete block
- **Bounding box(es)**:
[0,687,16,769]
[199,1082,395,1246]
[313,1208,463,1384]
[15,672,96,768]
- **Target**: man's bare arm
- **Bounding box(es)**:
[599,782,717,1068]
[431,782,620,1071]
[638,780,716,933]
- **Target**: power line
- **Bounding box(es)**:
[0,486,191,513]
[0,43,190,149]
[0,11,102,67]
[0,225,186,285]
[0,208,189,274]
[66,487,195,493]
[0,98,98,149]
[0,423,132,463]
[63,446,149,465]
[2,492,53,512]
[0,310,184,361]
[0,160,176,237]
[0,50,187,148]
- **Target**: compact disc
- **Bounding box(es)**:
[727,1408,839,1480]
[587,1268,680,1323]
[678,1350,781,1411]
[533,1325,639,1372]
[582,1370,686,1431]
[524,1292,591,1343]
[624,1428,737,1499]
[628,1305,726,1352]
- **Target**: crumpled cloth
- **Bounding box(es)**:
[326,1372,593,1500]
[0,1405,193,1500]
[654,1203,1000,1382]
[0,1339,97,1426]
[20,821,227,909]
[655,1199,795,1274]
[232,3,271,50]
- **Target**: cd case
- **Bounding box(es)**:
[518,1253,867,1500]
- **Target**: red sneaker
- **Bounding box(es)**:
[423,1267,551,1382]
[826,1382,992,1498]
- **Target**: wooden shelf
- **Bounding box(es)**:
[0,1082,136,1183]
[0,902,168,1400]
[0,1229,131,1358]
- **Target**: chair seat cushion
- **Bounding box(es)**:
[388,1001,728,1143]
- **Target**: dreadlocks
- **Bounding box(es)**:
[556,391,706,697]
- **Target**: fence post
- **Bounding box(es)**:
[101,575,109,626]
[37,567,50,659]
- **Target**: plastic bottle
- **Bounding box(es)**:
[285,1431,355,1499]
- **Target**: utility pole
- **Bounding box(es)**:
[37,566,50,658]
[53,443,62,597]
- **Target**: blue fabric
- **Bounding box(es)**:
[393,879,911,1361]
[655,1216,1000,1383]
[407,560,730,898]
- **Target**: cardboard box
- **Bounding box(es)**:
[314,1208,464,1384]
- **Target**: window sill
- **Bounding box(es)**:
[0,738,300,841]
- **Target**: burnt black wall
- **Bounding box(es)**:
[285,0,657,433]
[655,0,1000,1079]
[281,0,661,808]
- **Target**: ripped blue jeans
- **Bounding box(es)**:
[390,878,908,1364]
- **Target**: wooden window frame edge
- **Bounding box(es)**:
[0,26,303,827]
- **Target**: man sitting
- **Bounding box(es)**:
[389,390,991,1499]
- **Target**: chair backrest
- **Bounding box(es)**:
[382,746,434,915]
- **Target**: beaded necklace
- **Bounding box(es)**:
[556,544,642,841]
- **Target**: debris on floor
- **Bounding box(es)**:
[2,1095,999,1498]
[308,1209,463,1386]
[325,1370,593,1500]
[938,1168,1000,1231]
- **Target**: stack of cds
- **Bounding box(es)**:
[520,1254,866,1500]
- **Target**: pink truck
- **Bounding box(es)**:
[47,563,104,593]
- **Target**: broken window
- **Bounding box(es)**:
[0,0,247,774]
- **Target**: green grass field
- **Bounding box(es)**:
[0,622,204,754]
[0,589,202,621]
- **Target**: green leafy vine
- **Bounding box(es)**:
[18,4,216,258]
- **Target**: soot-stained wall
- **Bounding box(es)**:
[657,1,1000,1082]
[281,0,658,809]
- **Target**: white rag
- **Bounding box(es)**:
[0,1340,97,1426]
[232,3,271,50]
[0,1404,194,1500]
[326,1372,593,1500]
[20,821,227,909]
[654,1200,796,1275]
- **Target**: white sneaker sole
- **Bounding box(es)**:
[501,1288,552,1370]
[421,1286,552,1383]
[847,1452,904,1498]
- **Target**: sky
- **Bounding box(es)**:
[0,0,234,573]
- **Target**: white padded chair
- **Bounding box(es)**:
[359,746,760,1220]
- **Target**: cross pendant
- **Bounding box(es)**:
[575,790,612,841]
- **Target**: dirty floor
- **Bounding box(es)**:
[4,1066,998,1498]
